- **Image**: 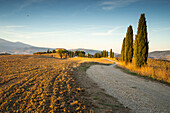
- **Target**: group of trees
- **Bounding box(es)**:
[101,50,108,57]
[121,13,148,67]
[47,49,56,53]
[75,51,86,57]
[94,49,114,58]
[44,49,86,59]
[88,53,93,58]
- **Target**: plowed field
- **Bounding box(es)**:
[0,55,90,112]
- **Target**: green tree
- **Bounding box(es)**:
[112,52,114,58]
[71,52,74,57]
[103,50,106,57]
[106,51,108,57]
[57,49,64,59]
[110,49,112,58]
[75,51,85,57]
[121,38,126,61]
[125,25,133,64]
[101,51,103,57]
[94,53,101,58]
[134,13,149,67]
[47,49,50,53]
[52,49,56,53]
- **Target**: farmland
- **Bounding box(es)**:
[0,55,88,112]
[0,55,116,112]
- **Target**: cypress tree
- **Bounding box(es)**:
[47,49,50,53]
[101,51,103,57]
[125,25,133,64]
[112,52,114,58]
[103,50,106,57]
[106,51,108,57]
[134,13,149,67]
[121,38,126,61]
[110,49,112,58]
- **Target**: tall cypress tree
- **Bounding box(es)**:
[134,13,149,67]
[110,49,112,58]
[101,51,103,57]
[103,50,106,57]
[106,51,108,57]
[125,25,133,64]
[121,38,126,61]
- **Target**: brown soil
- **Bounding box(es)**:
[72,62,131,113]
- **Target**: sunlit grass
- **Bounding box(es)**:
[117,58,170,83]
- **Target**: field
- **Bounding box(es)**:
[117,58,170,84]
[0,55,114,112]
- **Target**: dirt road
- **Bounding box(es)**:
[86,64,170,113]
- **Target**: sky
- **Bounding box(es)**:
[0,0,170,53]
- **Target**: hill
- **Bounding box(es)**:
[0,38,32,50]
[0,38,52,54]
[149,50,170,60]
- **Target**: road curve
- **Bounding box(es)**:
[86,64,170,113]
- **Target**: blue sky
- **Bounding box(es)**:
[0,0,170,53]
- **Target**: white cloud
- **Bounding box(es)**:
[4,26,24,28]
[0,29,83,40]
[92,26,123,36]
[100,0,138,10]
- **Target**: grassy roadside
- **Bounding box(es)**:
[115,65,170,86]
[72,62,131,113]
[78,62,112,72]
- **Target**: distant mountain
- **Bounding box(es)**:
[0,38,52,54]
[149,50,170,60]
[0,38,32,51]
[116,51,170,60]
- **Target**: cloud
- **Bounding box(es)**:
[92,26,123,36]
[100,0,138,10]
[20,0,44,10]
[152,27,170,32]
[4,26,24,28]
[0,29,83,40]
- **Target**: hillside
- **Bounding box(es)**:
[149,50,170,60]
[0,38,52,54]
[0,38,32,50]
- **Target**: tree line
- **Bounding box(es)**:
[121,13,148,67]
[94,49,114,58]
[33,49,86,59]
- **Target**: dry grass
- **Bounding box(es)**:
[0,55,114,112]
[117,58,170,84]
[35,53,61,58]
[72,57,115,65]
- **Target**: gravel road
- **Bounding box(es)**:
[86,64,170,113]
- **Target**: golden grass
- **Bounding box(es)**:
[71,57,115,65]
[35,53,61,58]
[117,58,170,83]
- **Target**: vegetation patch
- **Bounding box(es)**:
[115,64,170,86]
